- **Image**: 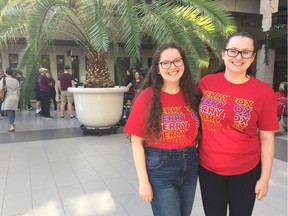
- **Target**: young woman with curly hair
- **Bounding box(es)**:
[124,42,201,216]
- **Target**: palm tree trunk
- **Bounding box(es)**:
[85,51,114,88]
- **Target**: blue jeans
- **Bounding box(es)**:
[6,110,15,124]
[145,146,198,216]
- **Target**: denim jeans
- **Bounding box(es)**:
[144,146,198,216]
[6,110,15,124]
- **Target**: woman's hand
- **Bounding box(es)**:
[131,135,153,202]
[255,178,269,200]
[139,180,153,202]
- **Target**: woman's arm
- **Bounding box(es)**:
[127,82,133,89]
[255,130,275,200]
[131,134,153,202]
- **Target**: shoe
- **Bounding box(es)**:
[70,115,75,119]
[35,111,43,117]
[60,115,64,119]
[8,128,15,132]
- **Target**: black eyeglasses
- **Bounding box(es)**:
[158,58,183,69]
[224,49,255,59]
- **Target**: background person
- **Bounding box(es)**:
[125,68,134,85]
[0,68,7,119]
[123,71,143,119]
[58,65,75,118]
[0,68,20,132]
[16,71,32,110]
[275,81,287,132]
[275,81,287,118]
[34,69,42,116]
[198,32,279,216]
[124,43,201,216]
[38,68,52,118]
[46,72,57,111]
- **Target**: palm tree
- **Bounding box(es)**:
[0,0,235,92]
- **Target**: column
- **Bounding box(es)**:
[256,0,278,85]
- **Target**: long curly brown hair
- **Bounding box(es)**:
[139,42,202,143]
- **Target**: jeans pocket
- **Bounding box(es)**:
[146,153,165,170]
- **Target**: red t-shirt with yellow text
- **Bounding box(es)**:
[124,87,199,149]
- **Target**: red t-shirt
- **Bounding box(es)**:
[59,73,74,91]
[198,72,279,175]
[124,87,200,149]
[38,75,51,92]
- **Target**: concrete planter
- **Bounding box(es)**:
[68,86,128,128]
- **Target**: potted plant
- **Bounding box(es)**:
[0,0,235,129]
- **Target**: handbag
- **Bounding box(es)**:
[0,77,6,101]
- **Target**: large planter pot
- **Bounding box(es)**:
[68,86,128,128]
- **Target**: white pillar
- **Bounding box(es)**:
[260,0,278,32]
[256,0,279,84]
[256,46,275,85]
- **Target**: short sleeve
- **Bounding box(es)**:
[124,88,152,138]
[258,84,279,131]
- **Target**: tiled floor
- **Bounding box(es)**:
[0,110,287,216]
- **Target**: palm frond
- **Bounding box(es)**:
[79,0,110,52]
[174,0,236,36]
[114,0,142,62]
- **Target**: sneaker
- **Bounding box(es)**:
[70,115,75,119]
[35,111,43,117]
[60,115,64,119]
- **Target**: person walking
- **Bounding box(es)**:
[58,65,75,118]
[124,43,201,216]
[198,32,279,216]
[0,67,20,132]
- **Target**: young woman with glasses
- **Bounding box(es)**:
[124,43,201,216]
[198,32,279,216]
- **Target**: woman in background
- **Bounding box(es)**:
[0,67,20,132]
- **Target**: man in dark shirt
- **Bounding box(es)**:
[38,68,52,118]
[58,65,75,118]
